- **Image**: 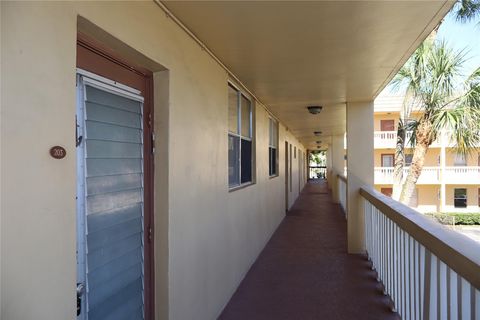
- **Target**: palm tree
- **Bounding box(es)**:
[391,2,480,201]
[391,40,480,204]
[455,0,480,24]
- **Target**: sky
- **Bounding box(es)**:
[436,11,480,76]
[382,10,480,96]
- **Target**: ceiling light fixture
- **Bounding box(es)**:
[316,141,322,144]
[307,106,323,114]
[314,131,322,136]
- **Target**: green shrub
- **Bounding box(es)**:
[448,213,480,225]
[426,212,480,225]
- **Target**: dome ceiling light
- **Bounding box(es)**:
[307,106,323,114]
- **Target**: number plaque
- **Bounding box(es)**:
[50,146,66,159]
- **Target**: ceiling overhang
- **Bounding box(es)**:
[162,1,453,150]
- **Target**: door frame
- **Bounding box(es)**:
[285,141,289,212]
[76,32,155,320]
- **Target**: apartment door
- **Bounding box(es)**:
[381,188,393,197]
[76,36,154,320]
[380,120,395,131]
[381,154,395,167]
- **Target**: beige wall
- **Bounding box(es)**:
[445,149,479,166]
[1,2,307,320]
[373,112,423,131]
[374,148,439,167]
[375,185,439,213]
[444,186,480,213]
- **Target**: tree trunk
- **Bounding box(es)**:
[399,120,433,204]
[392,125,405,200]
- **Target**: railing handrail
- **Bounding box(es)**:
[360,185,480,289]
[444,166,480,169]
[337,174,347,183]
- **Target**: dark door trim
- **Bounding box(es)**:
[77,32,155,320]
[285,141,289,212]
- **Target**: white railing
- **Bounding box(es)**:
[444,167,480,184]
[374,167,440,184]
[374,131,442,148]
[337,175,347,219]
[374,131,397,148]
[361,187,480,320]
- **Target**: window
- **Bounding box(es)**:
[228,84,254,188]
[454,188,467,208]
[268,118,278,177]
[405,153,413,166]
[381,154,394,167]
[380,119,395,131]
[478,188,480,207]
[454,153,467,166]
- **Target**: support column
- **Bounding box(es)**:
[331,134,345,203]
[347,101,374,254]
[439,131,446,212]
[326,145,333,189]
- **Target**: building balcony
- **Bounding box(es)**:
[444,166,480,184]
[374,131,444,149]
[374,166,440,184]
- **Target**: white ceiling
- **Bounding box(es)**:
[163,1,452,150]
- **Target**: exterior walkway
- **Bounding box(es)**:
[219,180,399,320]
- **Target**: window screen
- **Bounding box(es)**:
[228,84,254,188]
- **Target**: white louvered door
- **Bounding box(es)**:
[76,71,145,320]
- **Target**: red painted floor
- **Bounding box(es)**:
[219,180,399,320]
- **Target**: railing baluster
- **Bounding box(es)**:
[360,189,479,320]
[450,268,458,320]
[475,288,479,319]
[461,278,471,319]
[439,261,447,319]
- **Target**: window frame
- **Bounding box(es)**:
[268,117,279,178]
[454,153,467,166]
[381,153,395,167]
[454,188,467,208]
[228,82,255,190]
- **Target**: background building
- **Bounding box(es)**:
[373,93,480,214]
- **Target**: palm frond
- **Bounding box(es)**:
[455,0,480,23]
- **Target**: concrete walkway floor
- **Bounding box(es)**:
[219,180,399,320]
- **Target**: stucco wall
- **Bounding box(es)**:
[1,2,306,320]
[445,149,479,166]
[374,149,439,167]
[444,186,480,213]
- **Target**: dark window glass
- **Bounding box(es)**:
[405,154,413,166]
[269,147,277,176]
[241,139,252,183]
[454,188,467,208]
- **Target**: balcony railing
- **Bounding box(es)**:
[374,167,440,184]
[444,166,480,184]
[337,174,347,219]
[361,187,480,319]
[374,131,442,149]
